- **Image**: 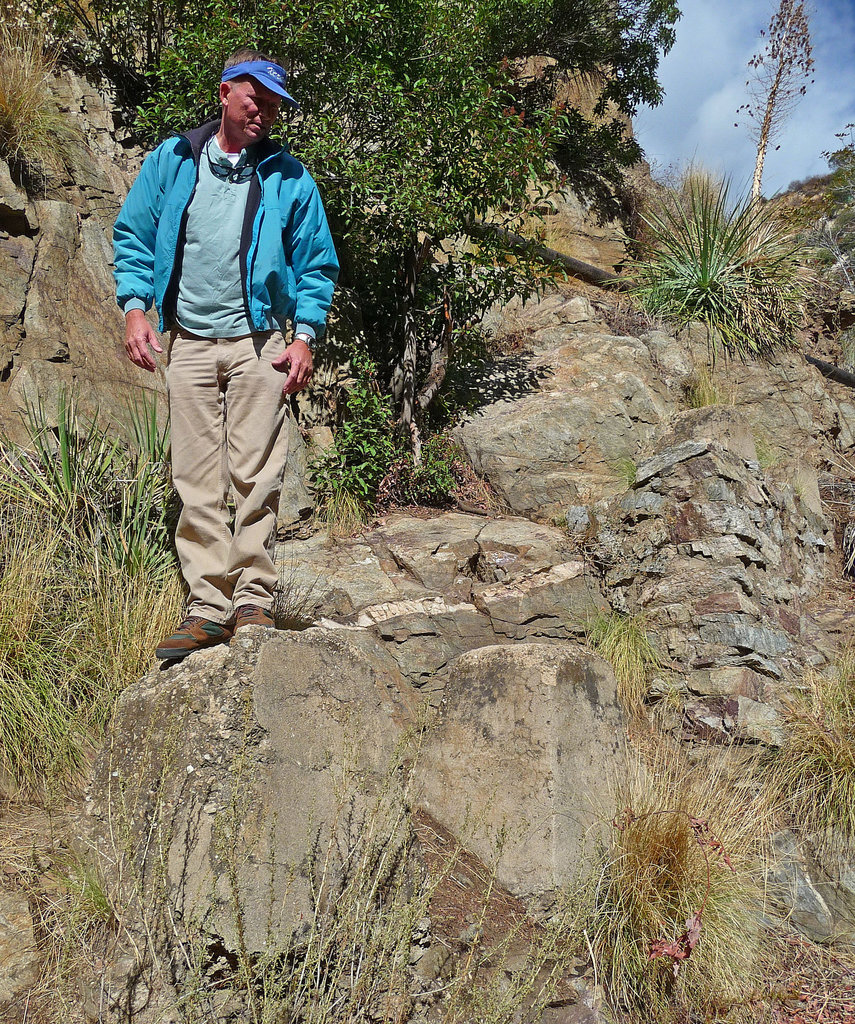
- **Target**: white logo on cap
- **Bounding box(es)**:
[266,65,284,82]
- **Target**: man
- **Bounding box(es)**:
[114,48,338,660]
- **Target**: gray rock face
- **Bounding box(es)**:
[82,629,415,959]
[415,644,625,898]
[455,327,675,518]
[591,407,833,697]
[0,73,161,443]
[767,831,855,943]
[0,890,39,1010]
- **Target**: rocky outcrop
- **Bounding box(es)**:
[457,298,675,517]
[592,406,832,696]
[276,513,608,689]
[0,70,161,441]
[416,644,624,900]
[79,627,624,1020]
[460,294,855,522]
[0,890,39,1014]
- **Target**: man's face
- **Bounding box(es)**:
[219,78,282,147]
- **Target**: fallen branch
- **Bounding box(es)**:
[805,354,855,390]
[468,222,629,289]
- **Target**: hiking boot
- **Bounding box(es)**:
[233,604,276,630]
[155,616,233,661]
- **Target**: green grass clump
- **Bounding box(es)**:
[682,366,722,408]
[772,650,855,842]
[586,611,661,713]
[610,456,638,489]
[634,178,807,359]
[585,746,765,1023]
[0,391,183,795]
[0,23,78,178]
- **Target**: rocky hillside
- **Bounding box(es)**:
[4,68,855,1024]
[0,70,157,441]
[0,290,841,1022]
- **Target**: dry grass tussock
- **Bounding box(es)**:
[771,647,855,847]
[0,500,183,797]
[583,739,771,1023]
[0,22,78,177]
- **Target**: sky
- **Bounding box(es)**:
[633,0,855,195]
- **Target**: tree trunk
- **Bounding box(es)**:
[398,240,419,441]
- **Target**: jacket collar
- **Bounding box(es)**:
[180,120,282,165]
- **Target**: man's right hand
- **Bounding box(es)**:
[125,308,163,372]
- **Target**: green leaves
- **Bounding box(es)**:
[310,352,402,512]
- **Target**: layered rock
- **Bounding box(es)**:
[276,513,608,688]
[591,407,833,714]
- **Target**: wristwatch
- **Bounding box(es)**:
[294,332,314,348]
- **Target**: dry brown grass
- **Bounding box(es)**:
[0,22,78,178]
[771,648,855,847]
[584,740,771,1023]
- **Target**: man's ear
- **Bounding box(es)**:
[219,81,232,107]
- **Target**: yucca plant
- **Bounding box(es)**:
[0,390,178,580]
[634,179,807,358]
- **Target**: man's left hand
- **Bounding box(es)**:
[272,338,313,394]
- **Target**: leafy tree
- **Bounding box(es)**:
[738,0,814,202]
[61,0,679,454]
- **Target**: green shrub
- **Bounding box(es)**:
[310,353,401,527]
[386,433,464,508]
[633,179,807,358]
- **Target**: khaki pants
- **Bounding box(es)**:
[166,328,290,623]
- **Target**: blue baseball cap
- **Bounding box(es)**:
[221,60,299,109]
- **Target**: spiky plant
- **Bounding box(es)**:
[634,179,807,359]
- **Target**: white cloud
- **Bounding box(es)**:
[634,0,855,194]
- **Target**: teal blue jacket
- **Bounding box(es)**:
[113,121,339,338]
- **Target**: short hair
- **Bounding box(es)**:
[223,48,278,72]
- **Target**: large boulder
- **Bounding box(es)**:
[81,628,416,961]
[455,318,676,518]
[414,643,625,899]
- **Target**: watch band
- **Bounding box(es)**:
[294,332,314,347]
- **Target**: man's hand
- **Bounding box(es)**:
[272,338,313,394]
[125,309,163,372]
